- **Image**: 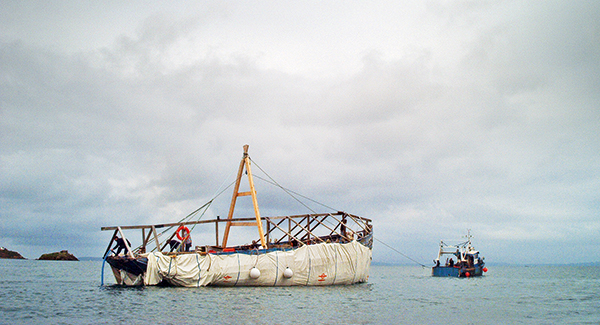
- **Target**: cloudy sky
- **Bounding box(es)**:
[1,1,599,264]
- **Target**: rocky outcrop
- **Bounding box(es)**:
[37,250,79,261]
[0,247,26,259]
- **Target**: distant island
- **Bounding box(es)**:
[37,250,79,261]
[0,247,26,259]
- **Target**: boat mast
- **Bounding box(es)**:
[221,145,267,248]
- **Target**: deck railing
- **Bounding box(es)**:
[101,211,372,257]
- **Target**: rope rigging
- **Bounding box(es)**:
[129,177,238,253]
[250,157,337,213]
[375,239,427,268]
[250,157,427,268]
[126,154,428,268]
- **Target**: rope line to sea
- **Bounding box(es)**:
[250,158,428,268]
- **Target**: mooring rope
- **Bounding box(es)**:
[249,158,348,235]
[375,238,428,268]
[251,157,430,268]
[251,157,429,268]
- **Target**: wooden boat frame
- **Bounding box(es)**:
[102,211,373,257]
[102,145,373,259]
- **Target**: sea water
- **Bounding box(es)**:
[0,259,598,324]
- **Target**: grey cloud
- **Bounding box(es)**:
[1,1,599,263]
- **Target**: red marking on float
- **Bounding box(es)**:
[318,273,327,281]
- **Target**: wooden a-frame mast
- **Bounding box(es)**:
[221,145,267,248]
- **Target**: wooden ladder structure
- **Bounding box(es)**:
[221,145,267,248]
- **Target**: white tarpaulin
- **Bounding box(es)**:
[142,240,371,287]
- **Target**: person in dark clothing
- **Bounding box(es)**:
[169,239,181,252]
[112,236,131,256]
[169,238,192,252]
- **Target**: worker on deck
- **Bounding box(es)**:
[112,236,131,256]
[169,239,181,252]
[184,236,192,252]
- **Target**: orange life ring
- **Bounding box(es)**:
[176,225,190,240]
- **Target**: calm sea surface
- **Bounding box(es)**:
[0,259,598,324]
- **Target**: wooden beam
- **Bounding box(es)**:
[221,145,249,247]
[245,155,267,248]
[290,216,309,240]
[264,218,290,244]
[100,213,371,231]
[102,217,258,231]
[151,226,160,252]
[215,216,220,247]
[142,228,153,253]
[266,218,270,244]
[229,222,259,227]
[310,215,352,242]
[288,217,326,244]
[265,219,305,246]
[103,229,119,258]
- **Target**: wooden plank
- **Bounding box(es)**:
[103,229,119,257]
[237,191,252,196]
[264,217,287,237]
[342,212,371,233]
[290,216,309,241]
[151,226,160,252]
[101,213,371,231]
[101,211,372,252]
[265,219,305,246]
[230,222,258,227]
[245,156,267,248]
[288,217,326,244]
[142,228,153,253]
[266,218,270,244]
[101,217,257,231]
[215,216,220,247]
[221,145,249,247]
[310,215,352,242]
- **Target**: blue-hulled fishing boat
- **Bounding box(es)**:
[432,231,487,277]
